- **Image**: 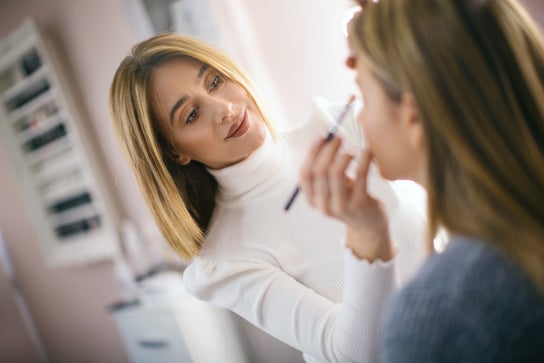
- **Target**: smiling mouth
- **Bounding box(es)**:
[226,110,249,139]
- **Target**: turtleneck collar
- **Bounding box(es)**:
[206,130,289,205]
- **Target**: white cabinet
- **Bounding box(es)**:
[0,18,119,266]
[111,273,253,363]
[113,304,193,363]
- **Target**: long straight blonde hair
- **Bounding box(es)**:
[350,0,544,292]
[110,33,276,259]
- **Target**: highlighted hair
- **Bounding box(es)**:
[350,0,544,292]
[110,33,276,259]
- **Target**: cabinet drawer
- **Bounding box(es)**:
[114,309,192,363]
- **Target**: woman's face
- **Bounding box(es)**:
[151,58,267,169]
[348,52,424,183]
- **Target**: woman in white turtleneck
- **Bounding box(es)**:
[109,33,426,363]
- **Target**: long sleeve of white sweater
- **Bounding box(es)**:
[185,248,399,363]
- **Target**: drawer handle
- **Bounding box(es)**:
[137,339,169,349]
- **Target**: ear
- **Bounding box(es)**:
[173,152,191,165]
[399,93,424,150]
[345,52,356,69]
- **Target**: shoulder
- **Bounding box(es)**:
[395,235,544,314]
[410,235,539,296]
[381,235,544,362]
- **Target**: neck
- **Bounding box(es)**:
[207,130,286,203]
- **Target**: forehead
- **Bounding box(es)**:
[152,57,204,85]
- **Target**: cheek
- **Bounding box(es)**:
[247,111,267,149]
[231,84,251,102]
[357,109,379,149]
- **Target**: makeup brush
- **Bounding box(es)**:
[284,94,356,211]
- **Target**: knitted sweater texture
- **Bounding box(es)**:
[380,235,544,363]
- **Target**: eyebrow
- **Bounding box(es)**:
[197,64,209,81]
[168,96,188,125]
[168,63,210,125]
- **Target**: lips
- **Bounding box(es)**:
[226,110,249,139]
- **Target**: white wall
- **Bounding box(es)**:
[209,0,355,130]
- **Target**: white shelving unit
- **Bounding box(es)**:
[0,18,119,267]
[110,272,252,363]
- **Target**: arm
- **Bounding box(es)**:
[184,249,396,363]
[184,191,425,362]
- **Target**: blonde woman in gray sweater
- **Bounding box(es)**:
[301,0,544,361]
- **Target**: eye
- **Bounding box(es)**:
[209,75,224,91]
[186,106,200,124]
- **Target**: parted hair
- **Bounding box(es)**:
[109,33,276,259]
[350,0,544,292]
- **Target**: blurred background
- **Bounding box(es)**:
[0,1,542,362]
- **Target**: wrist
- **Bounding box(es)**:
[345,228,396,262]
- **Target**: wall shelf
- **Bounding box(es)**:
[0,18,120,266]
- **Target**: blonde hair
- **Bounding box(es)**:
[350,0,544,292]
[110,33,277,259]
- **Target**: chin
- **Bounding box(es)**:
[375,163,396,182]
[238,130,266,159]
[250,124,267,147]
[245,138,264,157]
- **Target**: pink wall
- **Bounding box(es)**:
[521,0,544,30]
[0,1,144,362]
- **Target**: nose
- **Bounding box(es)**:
[208,97,235,124]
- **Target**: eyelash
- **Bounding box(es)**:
[209,75,224,92]
[185,75,224,125]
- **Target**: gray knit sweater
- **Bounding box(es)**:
[380,235,544,363]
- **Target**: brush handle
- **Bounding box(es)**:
[283,187,300,211]
[284,95,356,212]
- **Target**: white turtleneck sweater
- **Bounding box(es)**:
[183,97,426,363]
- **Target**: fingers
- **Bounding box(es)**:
[329,152,354,216]
[300,136,350,216]
[299,139,394,261]
[299,135,376,220]
[351,149,372,203]
[312,137,342,212]
[300,136,342,213]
